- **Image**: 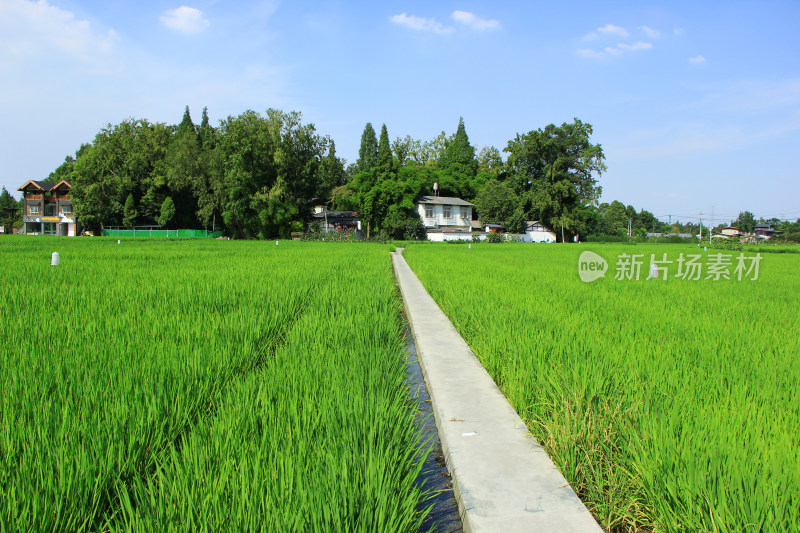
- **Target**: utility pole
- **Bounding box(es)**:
[699,212,704,240]
[711,205,715,234]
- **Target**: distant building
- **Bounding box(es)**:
[522,221,557,243]
[416,196,473,241]
[754,223,780,240]
[484,223,505,234]
[646,232,695,239]
[721,226,742,237]
[18,180,77,236]
[310,205,361,234]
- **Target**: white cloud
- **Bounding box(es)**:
[160,6,210,35]
[598,24,629,37]
[578,41,652,59]
[451,10,500,31]
[390,13,454,34]
[639,25,661,38]
[0,0,116,67]
[618,41,653,51]
[584,23,629,40]
[673,27,684,36]
[689,55,706,64]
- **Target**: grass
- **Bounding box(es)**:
[403,242,799,532]
[0,237,430,531]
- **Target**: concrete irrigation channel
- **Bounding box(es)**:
[392,249,603,533]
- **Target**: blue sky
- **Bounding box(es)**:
[2,0,799,225]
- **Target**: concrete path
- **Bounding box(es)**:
[392,250,603,533]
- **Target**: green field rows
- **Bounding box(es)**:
[404,243,799,532]
[0,238,429,531]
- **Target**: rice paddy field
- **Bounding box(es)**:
[0,238,431,531]
[404,243,799,532]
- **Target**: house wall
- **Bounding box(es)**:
[424,231,473,242]
[417,203,472,229]
[525,230,557,243]
[20,187,76,236]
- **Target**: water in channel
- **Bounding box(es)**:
[404,327,462,533]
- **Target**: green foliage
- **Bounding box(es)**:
[477,146,503,177]
[485,231,505,243]
[709,237,743,250]
[157,196,175,228]
[505,118,605,241]
[316,140,347,204]
[602,200,629,236]
[63,107,332,238]
[123,193,137,227]
[0,239,432,530]
[734,210,756,233]
[0,187,20,232]
[473,179,521,229]
[377,123,393,173]
[439,117,478,177]
[357,122,378,173]
[405,244,800,532]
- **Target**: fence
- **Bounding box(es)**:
[101,228,224,239]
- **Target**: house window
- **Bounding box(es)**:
[443,206,452,219]
[461,207,470,220]
[61,205,72,214]
[424,205,434,219]
[29,205,39,214]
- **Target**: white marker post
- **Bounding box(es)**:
[51,252,59,266]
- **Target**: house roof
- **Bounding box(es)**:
[17,180,71,192]
[311,210,359,222]
[416,195,474,207]
[485,223,505,229]
[18,180,53,192]
[525,220,554,232]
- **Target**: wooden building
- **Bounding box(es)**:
[18,180,77,236]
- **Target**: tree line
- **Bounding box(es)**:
[5,106,798,241]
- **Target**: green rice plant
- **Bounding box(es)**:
[0,237,430,531]
[404,243,800,532]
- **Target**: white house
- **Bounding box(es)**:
[521,220,557,243]
[416,196,473,241]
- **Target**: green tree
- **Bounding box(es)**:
[439,117,477,177]
[72,119,171,233]
[0,187,20,232]
[194,107,225,230]
[165,106,202,228]
[603,200,629,236]
[473,179,522,231]
[477,146,503,177]
[357,123,378,173]
[734,211,756,233]
[317,140,347,204]
[216,109,325,238]
[504,118,606,241]
[158,196,176,228]
[377,124,393,173]
[123,193,137,228]
[391,136,418,167]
